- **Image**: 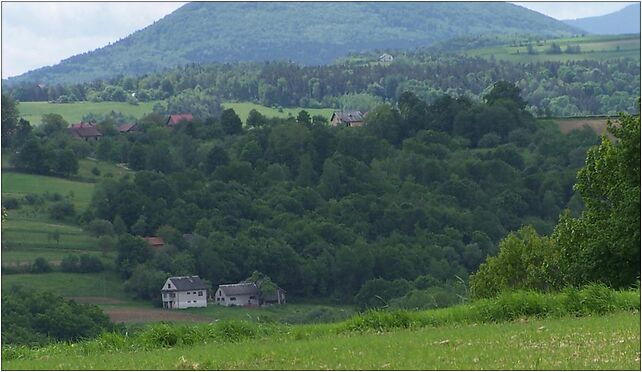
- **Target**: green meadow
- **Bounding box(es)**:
[17,101,160,125]
[1,272,126,299]
[16,100,335,126]
[221,102,335,124]
[40,312,636,371]
[1,171,94,210]
[465,34,640,62]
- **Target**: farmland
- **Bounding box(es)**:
[16,100,335,126]
[16,101,160,125]
[464,34,640,62]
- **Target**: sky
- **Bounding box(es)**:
[1,1,637,79]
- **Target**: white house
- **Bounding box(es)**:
[379,53,394,63]
[161,275,209,309]
[214,283,260,307]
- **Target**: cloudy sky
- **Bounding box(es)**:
[1,1,636,79]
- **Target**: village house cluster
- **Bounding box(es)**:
[161,275,286,310]
[65,113,193,141]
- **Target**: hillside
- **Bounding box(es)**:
[563,4,641,35]
[3,2,579,86]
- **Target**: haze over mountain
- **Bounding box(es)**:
[4,2,580,86]
[563,3,641,35]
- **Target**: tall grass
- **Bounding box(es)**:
[3,284,638,362]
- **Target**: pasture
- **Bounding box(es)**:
[465,34,640,62]
[221,102,334,124]
[4,310,639,370]
[16,100,334,126]
[16,101,160,125]
[1,171,94,210]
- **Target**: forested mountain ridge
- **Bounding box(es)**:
[563,4,641,35]
[4,2,579,86]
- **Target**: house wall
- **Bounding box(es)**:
[214,289,259,307]
[162,289,207,309]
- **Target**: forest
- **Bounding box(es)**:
[6,53,639,117]
[2,83,605,309]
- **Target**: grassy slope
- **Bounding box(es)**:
[17,101,160,125]
[17,100,334,126]
[1,160,131,265]
[5,311,639,370]
[464,34,640,62]
[1,272,127,299]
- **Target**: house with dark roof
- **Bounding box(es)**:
[215,281,286,307]
[161,275,209,309]
[166,113,194,126]
[117,122,139,133]
[67,122,102,141]
[215,283,260,307]
[330,111,366,127]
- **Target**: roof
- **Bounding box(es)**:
[144,236,165,247]
[331,111,365,123]
[118,123,137,132]
[167,113,194,126]
[218,282,260,296]
[164,276,209,291]
[67,124,102,138]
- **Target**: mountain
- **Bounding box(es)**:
[4,2,579,86]
[563,4,641,35]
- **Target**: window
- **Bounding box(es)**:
[167,283,171,288]
[170,293,176,298]
[198,291,203,296]
[249,296,256,299]
[230,297,236,301]
[163,293,168,298]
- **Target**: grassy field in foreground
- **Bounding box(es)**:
[17,101,160,125]
[465,34,640,62]
[4,311,639,370]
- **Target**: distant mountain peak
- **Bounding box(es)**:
[5,2,578,86]
[563,4,641,35]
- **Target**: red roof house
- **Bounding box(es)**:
[67,122,102,141]
[144,237,165,248]
[166,114,194,126]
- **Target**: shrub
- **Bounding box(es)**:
[91,167,101,176]
[2,197,20,210]
[49,200,75,220]
[30,257,52,273]
[79,255,104,273]
[60,254,80,272]
[23,193,43,205]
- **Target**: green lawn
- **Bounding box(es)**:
[17,101,160,125]
[1,272,128,299]
[1,171,95,210]
[77,158,132,181]
[16,100,334,126]
[464,34,640,62]
[5,311,639,370]
[221,102,334,124]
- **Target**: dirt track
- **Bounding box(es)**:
[104,307,212,323]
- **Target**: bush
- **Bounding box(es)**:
[49,200,75,220]
[61,254,80,272]
[341,310,414,333]
[30,257,52,273]
[2,197,20,210]
[79,255,104,273]
[91,167,101,176]
[23,193,43,205]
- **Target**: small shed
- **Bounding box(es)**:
[379,53,394,63]
[117,123,139,133]
[330,111,365,127]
